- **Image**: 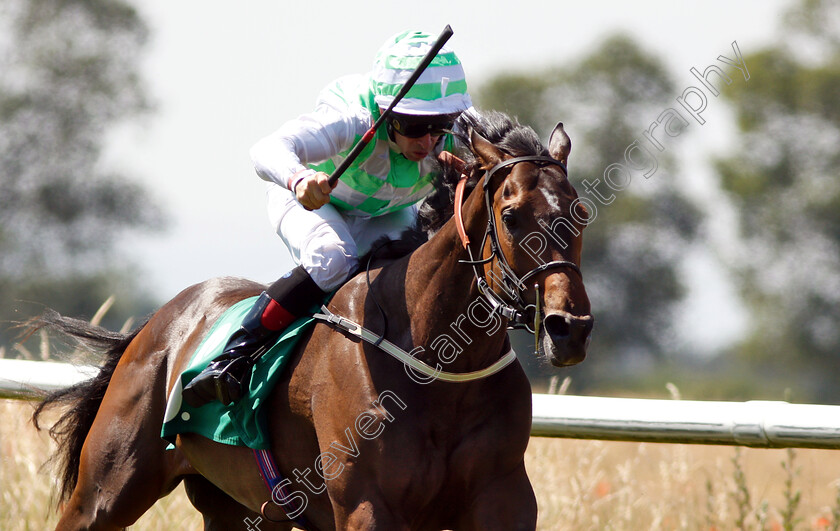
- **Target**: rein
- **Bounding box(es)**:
[312,306,518,382]
[455,154,582,333]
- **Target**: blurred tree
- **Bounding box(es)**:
[476,35,701,391]
[0,0,165,352]
[715,0,840,401]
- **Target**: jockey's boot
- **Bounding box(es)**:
[182,266,325,408]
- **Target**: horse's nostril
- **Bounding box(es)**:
[543,313,594,344]
[543,314,570,339]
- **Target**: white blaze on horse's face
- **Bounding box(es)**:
[540,188,563,214]
[474,122,594,367]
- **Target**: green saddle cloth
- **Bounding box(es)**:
[161,296,317,450]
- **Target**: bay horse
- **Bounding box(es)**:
[31,112,593,530]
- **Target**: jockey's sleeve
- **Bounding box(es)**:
[250,104,369,191]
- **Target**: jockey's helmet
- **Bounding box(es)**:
[370,30,472,117]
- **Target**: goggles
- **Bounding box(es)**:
[388,115,456,138]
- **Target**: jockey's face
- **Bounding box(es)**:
[386,111,457,162]
[393,131,441,162]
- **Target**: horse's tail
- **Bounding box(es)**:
[29,309,149,503]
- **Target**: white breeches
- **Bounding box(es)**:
[266,183,418,291]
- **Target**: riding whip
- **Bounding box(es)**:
[327,24,454,187]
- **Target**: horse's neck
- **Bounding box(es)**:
[402,179,509,370]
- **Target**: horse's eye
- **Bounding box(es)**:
[501,210,517,229]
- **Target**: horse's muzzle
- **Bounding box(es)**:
[541,311,594,367]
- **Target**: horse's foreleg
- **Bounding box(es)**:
[457,464,537,531]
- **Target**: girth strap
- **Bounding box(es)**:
[253,448,311,529]
[313,306,517,383]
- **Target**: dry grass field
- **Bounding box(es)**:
[2,398,839,530]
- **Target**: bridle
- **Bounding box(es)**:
[312,152,584,384]
[454,154,582,333]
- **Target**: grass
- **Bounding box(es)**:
[2,398,840,530]
[525,437,840,530]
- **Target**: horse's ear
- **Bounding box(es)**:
[470,128,504,169]
[548,122,571,166]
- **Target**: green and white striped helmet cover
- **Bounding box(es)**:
[370,30,472,116]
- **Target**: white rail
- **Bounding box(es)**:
[0,359,97,398]
[3,360,839,449]
[532,394,840,449]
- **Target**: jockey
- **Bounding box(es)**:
[183,30,474,407]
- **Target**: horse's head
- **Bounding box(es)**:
[471,122,593,367]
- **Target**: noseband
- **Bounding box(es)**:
[455,155,582,331]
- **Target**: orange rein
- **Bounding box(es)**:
[437,151,471,249]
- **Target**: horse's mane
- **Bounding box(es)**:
[364,110,548,263]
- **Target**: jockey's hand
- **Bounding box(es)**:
[295,172,335,210]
